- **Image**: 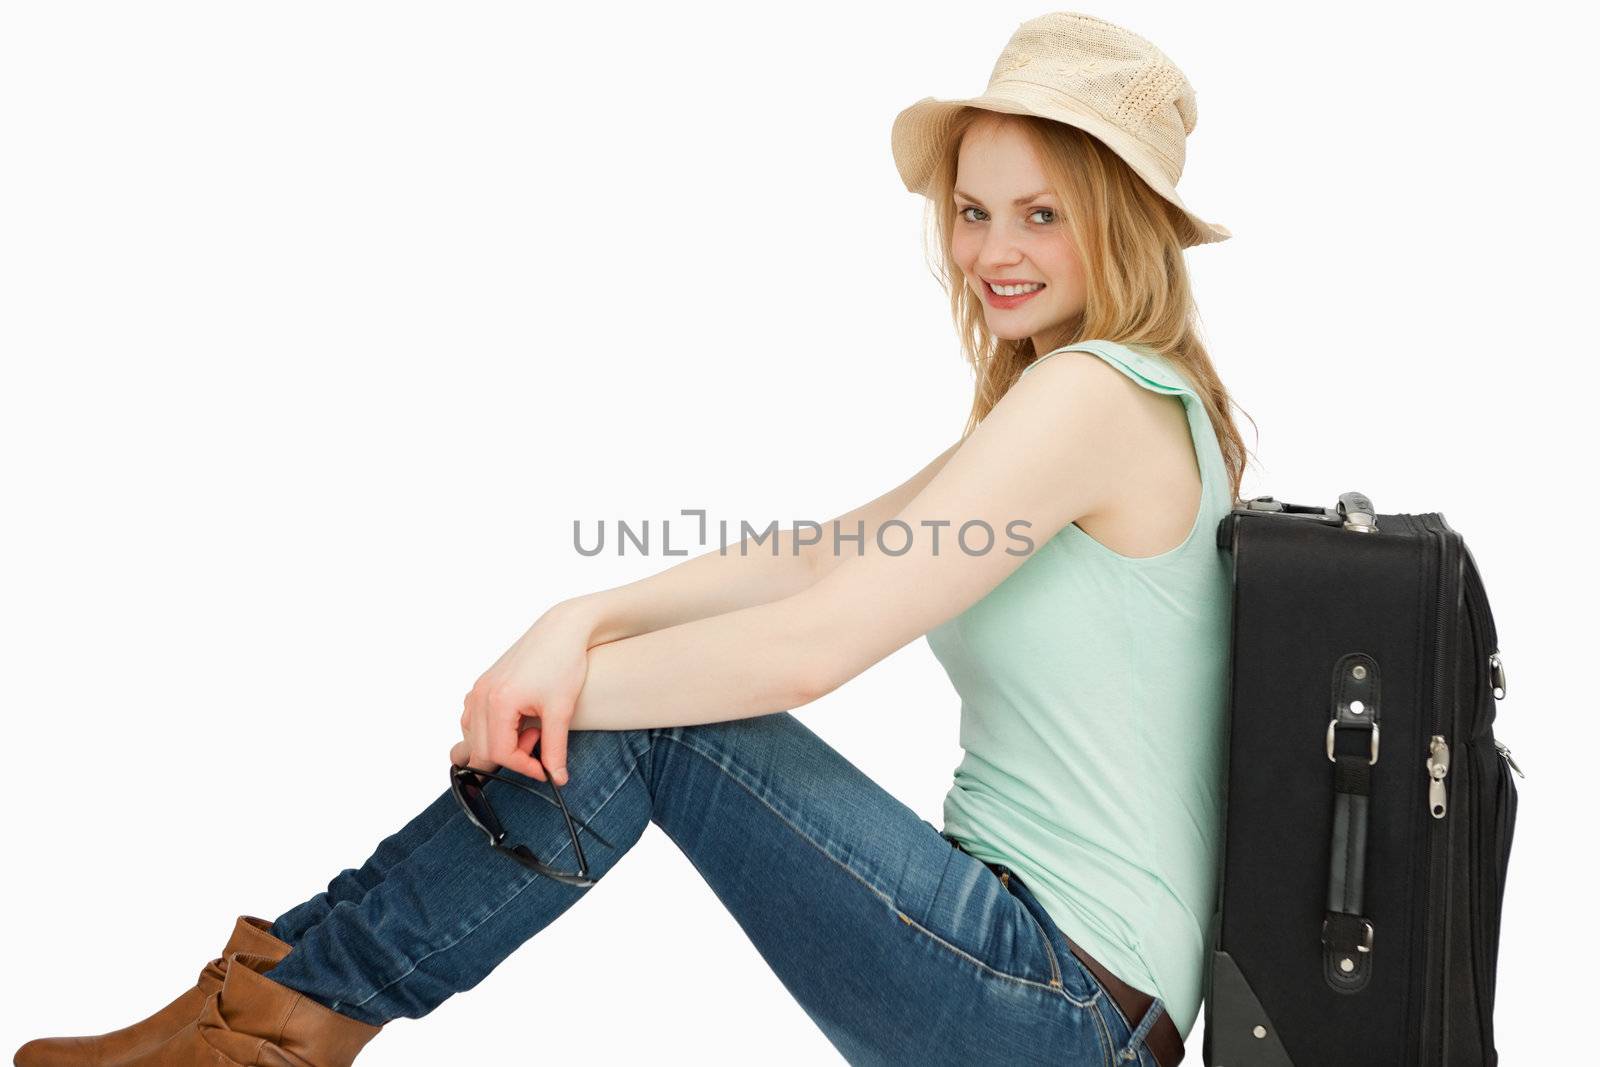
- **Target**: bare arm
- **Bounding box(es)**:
[804,439,963,582]
[558,439,963,647]
[565,354,1134,730]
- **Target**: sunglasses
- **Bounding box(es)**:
[449,760,615,888]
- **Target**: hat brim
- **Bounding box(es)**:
[891,90,1232,247]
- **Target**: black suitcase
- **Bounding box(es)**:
[1201,493,1524,1066]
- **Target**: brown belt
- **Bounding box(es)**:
[1058,927,1185,1067]
[953,837,1185,1067]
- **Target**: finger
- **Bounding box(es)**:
[455,736,497,773]
[513,722,547,782]
[484,690,545,782]
[467,729,496,771]
[461,694,497,773]
[493,712,547,782]
[516,721,541,758]
[538,711,570,787]
[470,734,500,774]
[499,746,546,782]
[466,717,499,774]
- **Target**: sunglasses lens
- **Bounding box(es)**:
[508,844,593,887]
[452,767,595,886]
[453,771,505,838]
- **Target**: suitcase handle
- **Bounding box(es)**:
[1217,492,1380,549]
[1321,652,1381,992]
[1238,491,1378,532]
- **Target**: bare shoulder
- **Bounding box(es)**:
[1010,349,1153,431]
[1015,349,1202,557]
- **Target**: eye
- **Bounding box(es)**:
[957,206,1056,224]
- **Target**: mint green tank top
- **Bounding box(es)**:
[927,338,1234,1039]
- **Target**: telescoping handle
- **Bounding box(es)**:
[1239,491,1377,532]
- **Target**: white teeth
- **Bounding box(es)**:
[989,282,1044,296]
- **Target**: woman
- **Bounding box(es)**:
[16,12,1252,1067]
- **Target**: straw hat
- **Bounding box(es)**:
[891,12,1231,247]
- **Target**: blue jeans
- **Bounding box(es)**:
[262,713,1167,1066]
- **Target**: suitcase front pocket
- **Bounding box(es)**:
[1465,735,1521,1060]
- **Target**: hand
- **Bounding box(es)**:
[452,604,594,784]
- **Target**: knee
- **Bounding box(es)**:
[646,713,811,778]
[490,727,656,791]
[659,711,800,742]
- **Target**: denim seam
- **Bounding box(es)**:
[659,731,1102,1009]
[1089,996,1117,1067]
[1097,985,1132,1050]
[341,746,647,1014]
[1114,1003,1161,1065]
[1006,881,1065,991]
[1099,993,1158,1066]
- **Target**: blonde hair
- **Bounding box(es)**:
[918,108,1256,504]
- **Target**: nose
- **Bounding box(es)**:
[977,225,1025,273]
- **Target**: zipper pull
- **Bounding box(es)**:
[1489,651,1507,699]
[1494,739,1526,779]
[1427,735,1450,818]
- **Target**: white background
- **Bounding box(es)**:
[2,2,1591,1063]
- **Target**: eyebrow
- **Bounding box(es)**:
[953,188,1054,206]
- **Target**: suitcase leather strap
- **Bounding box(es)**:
[1322,651,1381,993]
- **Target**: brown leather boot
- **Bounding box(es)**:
[13,915,292,1067]
[122,951,383,1066]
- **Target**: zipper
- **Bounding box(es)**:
[1457,536,1492,1054]
[1461,543,1500,660]
[1487,740,1520,1038]
[1462,544,1507,722]
[1495,738,1525,779]
[1421,529,1520,1064]
[1452,536,1522,1059]
[1419,514,1458,1067]
[1427,735,1450,818]
[1489,652,1507,701]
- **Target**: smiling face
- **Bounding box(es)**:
[950,115,1087,357]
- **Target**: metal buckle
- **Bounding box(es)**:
[1322,917,1375,953]
[1327,719,1379,765]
